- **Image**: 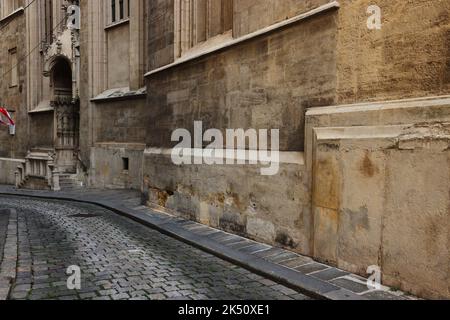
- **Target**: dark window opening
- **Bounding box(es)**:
[119,0,124,20]
[111,0,116,22]
[45,0,53,43]
[122,157,129,171]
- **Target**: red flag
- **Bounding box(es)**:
[0,107,15,126]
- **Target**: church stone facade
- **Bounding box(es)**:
[0,0,449,299]
[0,0,82,190]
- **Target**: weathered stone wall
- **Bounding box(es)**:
[142,0,450,299]
[89,97,148,190]
[80,0,149,174]
[79,0,92,167]
[90,143,145,190]
[147,11,337,151]
[336,0,450,103]
[28,113,54,149]
[0,158,24,185]
[144,150,311,253]
[148,0,175,70]
[93,98,148,144]
[0,11,28,159]
[143,3,337,254]
[233,0,332,37]
[304,2,450,298]
[107,23,131,89]
[306,96,450,299]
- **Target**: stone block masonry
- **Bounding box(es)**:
[146,10,337,151]
[143,7,337,257]
[141,1,450,299]
[306,96,450,299]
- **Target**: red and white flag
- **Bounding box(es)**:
[0,107,15,126]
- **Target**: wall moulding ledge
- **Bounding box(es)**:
[145,1,340,77]
[104,18,130,31]
[94,142,147,151]
[0,7,24,24]
[143,148,306,166]
[306,95,450,116]
[0,158,26,163]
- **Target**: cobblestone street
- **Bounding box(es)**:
[0,196,310,300]
[0,210,8,266]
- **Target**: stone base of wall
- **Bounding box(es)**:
[143,148,311,255]
[0,158,25,185]
[89,143,145,190]
[306,95,450,299]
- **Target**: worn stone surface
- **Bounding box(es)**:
[0,196,310,301]
[93,98,148,145]
[146,11,337,151]
[0,8,27,159]
[107,24,131,89]
[143,3,338,259]
[90,143,145,190]
[1,0,449,301]
[88,96,148,190]
[382,148,449,298]
[0,158,24,185]
[0,209,10,266]
[148,0,175,70]
[79,0,148,169]
[233,0,332,37]
[0,207,17,300]
[144,150,311,254]
[337,0,450,104]
[306,99,450,299]
[0,186,417,300]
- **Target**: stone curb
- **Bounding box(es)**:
[0,208,18,300]
[0,187,413,300]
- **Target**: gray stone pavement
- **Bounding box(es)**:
[0,209,8,265]
[0,208,17,299]
[0,196,310,300]
[0,185,416,300]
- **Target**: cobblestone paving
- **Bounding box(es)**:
[0,209,9,265]
[0,196,310,300]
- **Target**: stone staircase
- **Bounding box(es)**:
[18,173,84,191]
[16,149,54,190]
[18,176,51,190]
[58,174,84,190]
[15,149,86,191]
